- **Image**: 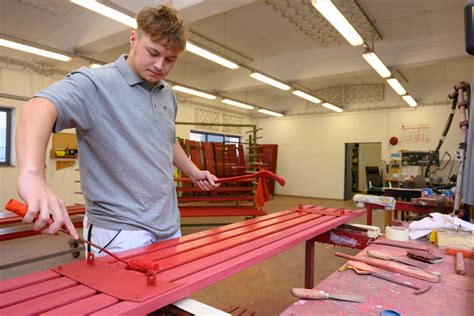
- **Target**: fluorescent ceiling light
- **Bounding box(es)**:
[172,85,216,100]
[292,90,321,104]
[186,43,239,69]
[89,63,103,68]
[221,99,254,110]
[0,38,71,62]
[311,0,364,46]
[250,72,290,91]
[322,102,343,112]
[258,109,284,117]
[71,0,137,29]
[386,78,406,95]
[402,95,417,107]
[362,52,391,78]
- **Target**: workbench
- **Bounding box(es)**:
[281,238,473,316]
[0,205,365,315]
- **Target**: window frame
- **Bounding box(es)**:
[0,107,12,166]
[190,130,241,144]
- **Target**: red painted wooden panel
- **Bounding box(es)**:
[91,209,364,315]
[41,293,119,315]
[180,206,266,217]
[0,270,60,294]
[0,277,77,309]
[1,285,95,315]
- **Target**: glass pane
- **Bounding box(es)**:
[207,134,224,143]
[225,136,240,144]
[0,111,6,163]
[190,132,205,142]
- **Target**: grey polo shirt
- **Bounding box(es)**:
[35,54,180,237]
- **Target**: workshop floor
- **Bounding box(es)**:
[0,195,386,315]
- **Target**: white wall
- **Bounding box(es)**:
[257,105,462,200]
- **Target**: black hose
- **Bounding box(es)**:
[424,92,458,193]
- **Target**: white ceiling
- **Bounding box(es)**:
[0,0,472,116]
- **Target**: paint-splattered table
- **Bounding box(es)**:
[281,239,474,316]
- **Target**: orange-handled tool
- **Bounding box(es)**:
[4,198,159,273]
[5,198,29,217]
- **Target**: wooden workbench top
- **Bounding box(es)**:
[281,239,473,316]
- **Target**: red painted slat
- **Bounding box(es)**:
[147,212,326,272]
[101,210,297,263]
[115,211,313,266]
[1,285,96,315]
[176,187,252,192]
[91,209,364,315]
[156,212,333,281]
[180,206,266,217]
[178,196,254,202]
[0,270,60,294]
[0,277,77,308]
[40,293,119,315]
[0,206,85,225]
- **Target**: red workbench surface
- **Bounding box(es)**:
[281,238,474,316]
[0,205,365,315]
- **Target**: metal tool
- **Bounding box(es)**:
[291,288,364,303]
[367,250,429,269]
[342,260,431,295]
[5,199,159,273]
[371,240,432,253]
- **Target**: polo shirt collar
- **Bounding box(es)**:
[115,54,165,89]
[115,54,143,86]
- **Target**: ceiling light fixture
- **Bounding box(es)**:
[258,109,284,117]
[386,78,406,95]
[221,98,254,110]
[250,72,290,91]
[311,0,364,46]
[322,102,343,112]
[292,90,321,104]
[402,95,417,107]
[172,85,216,100]
[71,0,137,28]
[0,38,71,62]
[362,52,391,78]
[186,43,239,69]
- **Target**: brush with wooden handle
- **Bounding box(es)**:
[292,288,363,303]
[367,250,429,269]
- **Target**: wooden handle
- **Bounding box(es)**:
[335,252,440,283]
[215,170,286,186]
[456,252,466,275]
[367,250,394,261]
[291,288,327,300]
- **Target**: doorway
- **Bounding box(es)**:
[344,142,382,200]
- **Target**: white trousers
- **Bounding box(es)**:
[83,214,181,256]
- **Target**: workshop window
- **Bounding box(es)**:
[0,108,12,165]
[190,131,240,145]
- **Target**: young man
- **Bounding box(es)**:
[16,5,218,254]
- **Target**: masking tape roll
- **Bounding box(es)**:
[385,226,409,241]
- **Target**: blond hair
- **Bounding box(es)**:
[136,5,187,52]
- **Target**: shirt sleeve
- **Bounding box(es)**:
[34,68,98,133]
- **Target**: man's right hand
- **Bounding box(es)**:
[17,173,79,239]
